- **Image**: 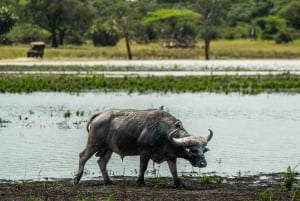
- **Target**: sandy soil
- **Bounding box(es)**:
[0,174,298,201]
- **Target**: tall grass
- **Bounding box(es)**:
[1,73,299,94]
[1,39,300,60]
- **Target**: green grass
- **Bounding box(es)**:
[2,39,300,60]
[1,73,299,94]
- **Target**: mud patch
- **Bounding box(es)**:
[0,173,299,201]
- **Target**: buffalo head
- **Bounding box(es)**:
[169,128,213,168]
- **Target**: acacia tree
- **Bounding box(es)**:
[195,0,229,60]
[92,0,134,60]
[143,9,200,47]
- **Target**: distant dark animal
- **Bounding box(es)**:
[74,108,213,187]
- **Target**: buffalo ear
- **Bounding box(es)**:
[203,148,210,153]
[175,120,183,129]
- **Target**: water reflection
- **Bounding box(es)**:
[0,92,299,181]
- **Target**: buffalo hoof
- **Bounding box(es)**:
[104,180,113,185]
[174,179,186,188]
[136,179,145,186]
[74,177,80,185]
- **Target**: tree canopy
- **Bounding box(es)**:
[1,0,300,49]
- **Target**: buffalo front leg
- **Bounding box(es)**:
[97,150,113,185]
[167,159,185,188]
[74,146,97,184]
[136,151,151,185]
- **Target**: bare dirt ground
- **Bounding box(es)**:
[0,174,298,201]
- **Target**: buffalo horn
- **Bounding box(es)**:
[168,129,193,147]
[206,129,213,142]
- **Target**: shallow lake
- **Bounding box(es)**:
[0,92,299,182]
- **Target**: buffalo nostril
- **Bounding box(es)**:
[200,161,207,167]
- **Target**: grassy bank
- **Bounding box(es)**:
[1,73,300,94]
[1,39,300,60]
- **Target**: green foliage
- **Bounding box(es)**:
[281,166,296,192]
[275,29,294,44]
[64,110,71,118]
[226,1,254,26]
[256,15,286,39]
[105,194,115,201]
[65,33,85,46]
[260,188,273,201]
[143,9,200,45]
[221,23,252,39]
[7,23,50,43]
[0,6,18,35]
[77,198,91,201]
[199,175,223,185]
[24,196,39,201]
[143,9,200,24]
[278,1,300,30]
[25,0,95,47]
[1,73,300,94]
[91,22,119,46]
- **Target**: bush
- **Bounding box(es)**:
[260,188,273,201]
[274,30,294,44]
[7,23,51,43]
[0,35,12,45]
[65,33,85,45]
[222,23,253,39]
[91,22,119,46]
[256,15,286,40]
[281,166,295,192]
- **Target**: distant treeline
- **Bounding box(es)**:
[1,0,300,48]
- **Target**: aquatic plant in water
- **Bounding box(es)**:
[0,73,300,94]
[281,166,296,192]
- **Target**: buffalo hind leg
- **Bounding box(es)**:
[97,150,113,185]
[167,159,185,188]
[136,151,151,185]
[74,146,97,184]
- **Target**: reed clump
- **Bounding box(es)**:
[0,73,300,94]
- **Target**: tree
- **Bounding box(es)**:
[91,22,120,46]
[0,6,18,35]
[256,15,286,39]
[278,0,300,30]
[26,0,94,47]
[92,0,135,60]
[226,1,254,26]
[252,0,273,17]
[143,9,200,47]
[194,0,225,60]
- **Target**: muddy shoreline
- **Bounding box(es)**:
[1,173,299,201]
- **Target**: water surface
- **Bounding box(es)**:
[0,92,299,181]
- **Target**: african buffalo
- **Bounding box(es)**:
[74,108,213,187]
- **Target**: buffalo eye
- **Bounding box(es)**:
[188,148,199,154]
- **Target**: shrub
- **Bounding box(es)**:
[281,166,295,192]
[260,188,273,201]
[275,29,294,44]
[256,15,286,40]
[65,33,85,45]
[91,22,119,46]
[7,23,51,43]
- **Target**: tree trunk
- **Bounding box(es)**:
[204,39,210,60]
[51,29,58,48]
[125,32,132,60]
[204,22,210,60]
[59,30,65,46]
